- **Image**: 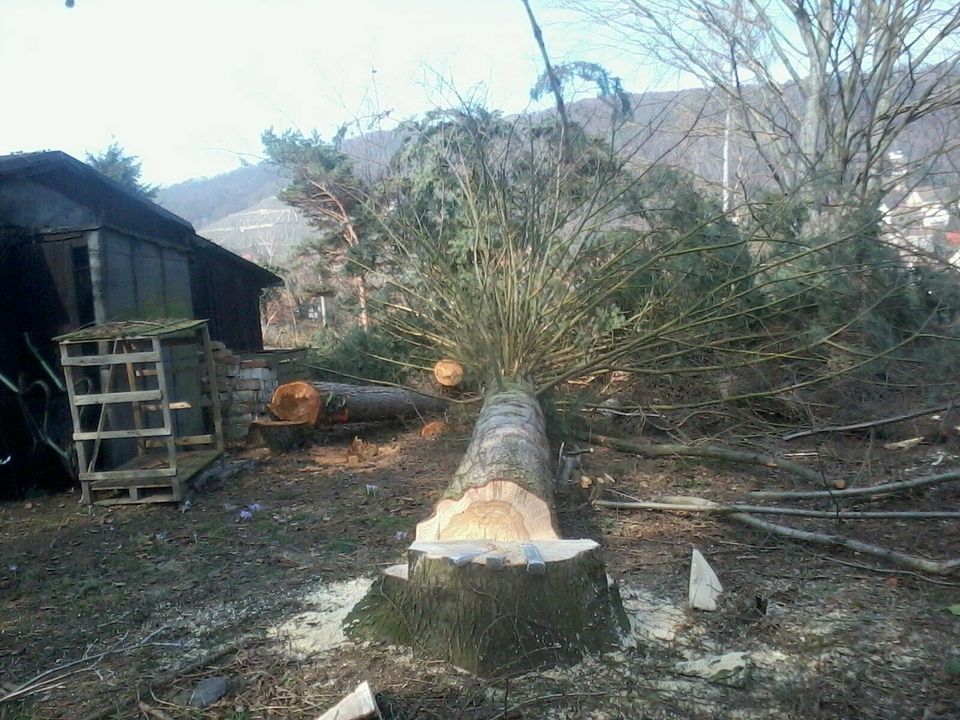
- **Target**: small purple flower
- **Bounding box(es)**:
[365,484,379,496]
[248,502,263,513]
[238,509,253,521]
[394,530,408,542]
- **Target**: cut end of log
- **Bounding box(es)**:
[433,359,464,388]
[415,479,560,542]
[268,381,322,425]
[420,420,448,439]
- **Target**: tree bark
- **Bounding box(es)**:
[269,381,448,424]
[346,384,627,676]
[416,386,558,542]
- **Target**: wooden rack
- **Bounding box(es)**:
[57,319,224,505]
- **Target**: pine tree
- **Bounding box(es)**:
[85,141,158,199]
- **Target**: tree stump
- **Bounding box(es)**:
[248,418,314,451]
[346,385,628,676]
[347,539,626,676]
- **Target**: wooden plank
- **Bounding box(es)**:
[74,427,170,440]
[172,433,214,445]
[143,434,214,448]
[121,340,148,457]
[86,449,220,493]
[73,389,162,405]
[82,467,178,482]
[141,401,193,411]
[61,351,160,367]
[91,491,177,506]
[153,336,177,472]
[201,325,226,453]
[84,451,222,505]
[85,338,121,474]
[58,351,88,480]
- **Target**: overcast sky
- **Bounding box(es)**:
[0,0,679,186]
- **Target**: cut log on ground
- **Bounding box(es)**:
[416,387,558,542]
[346,385,627,676]
[315,681,381,720]
[269,381,448,425]
[268,380,323,424]
[433,359,464,388]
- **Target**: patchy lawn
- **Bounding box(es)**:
[2,420,960,719]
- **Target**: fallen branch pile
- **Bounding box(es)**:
[583,432,960,575]
[575,431,827,486]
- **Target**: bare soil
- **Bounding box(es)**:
[2,418,960,719]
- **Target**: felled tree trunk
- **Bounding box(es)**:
[269,381,447,425]
[346,384,627,676]
[415,386,558,542]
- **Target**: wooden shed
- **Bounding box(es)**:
[0,151,281,496]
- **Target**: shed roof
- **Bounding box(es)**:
[55,318,206,343]
[0,151,193,239]
[192,233,283,288]
[0,150,281,288]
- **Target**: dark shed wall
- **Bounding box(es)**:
[96,229,193,321]
[190,251,265,352]
[0,181,97,231]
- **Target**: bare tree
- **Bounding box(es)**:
[561,0,960,213]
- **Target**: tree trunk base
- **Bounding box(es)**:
[345,539,629,676]
[248,419,314,451]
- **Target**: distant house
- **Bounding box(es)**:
[0,150,282,494]
[880,183,960,262]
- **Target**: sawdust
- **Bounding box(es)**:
[270,577,373,658]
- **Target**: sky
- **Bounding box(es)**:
[0,0,672,187]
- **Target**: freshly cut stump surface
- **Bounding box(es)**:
[346,385,628,676]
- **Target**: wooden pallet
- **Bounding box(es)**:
[83,450,222,505]
[57,320,225,505]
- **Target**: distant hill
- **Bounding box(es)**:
[156,129,405,265]
[197,195,312,265]
[157,163,288,230]
[157,88,958,267]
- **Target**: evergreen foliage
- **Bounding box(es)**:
[85,141,158,199]
[262,128,383,330]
